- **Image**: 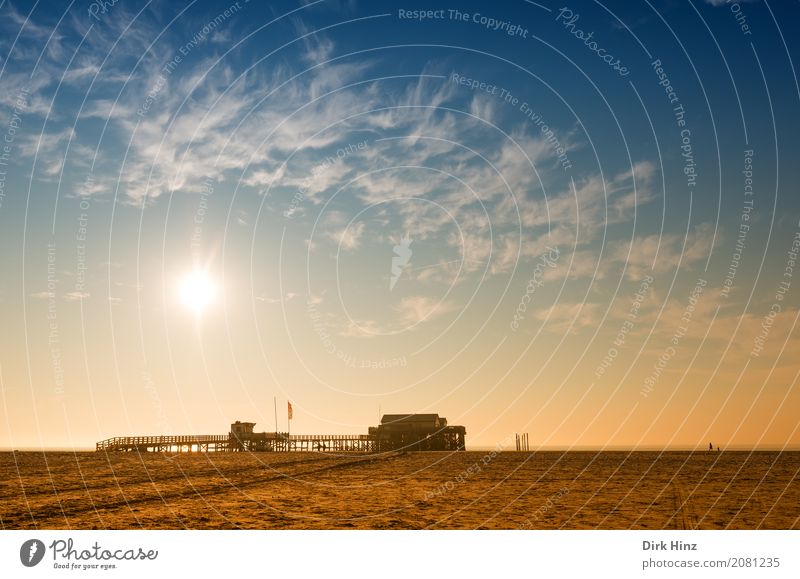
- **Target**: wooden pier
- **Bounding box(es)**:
[96,414,466,453]
[96,432,377,453]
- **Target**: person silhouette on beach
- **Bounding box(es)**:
[709,442,713,451]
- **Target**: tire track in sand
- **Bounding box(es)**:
[4,452,406,525]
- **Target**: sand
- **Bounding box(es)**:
[1,450,797,529]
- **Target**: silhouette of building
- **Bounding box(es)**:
[369,414,466,451]
[230,421,255,438]
[97,414,466,453]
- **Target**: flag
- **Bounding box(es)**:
[287,401,293,420]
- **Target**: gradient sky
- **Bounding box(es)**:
[0,0,798,449]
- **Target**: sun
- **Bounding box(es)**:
[178,270,217,314]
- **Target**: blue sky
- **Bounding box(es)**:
[0,0,799,449]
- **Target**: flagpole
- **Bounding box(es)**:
[273,397,277,434]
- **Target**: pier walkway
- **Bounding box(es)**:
[96,432,377,453]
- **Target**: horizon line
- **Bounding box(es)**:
[2,445,799,452]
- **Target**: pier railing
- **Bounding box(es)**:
[96,433,377,453]
[96,430,464,453]
[96,434,230,451]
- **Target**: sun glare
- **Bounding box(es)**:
[179,270,217,314]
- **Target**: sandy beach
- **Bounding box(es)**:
[1,451,797,530]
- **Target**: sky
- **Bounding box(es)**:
[0,0,798,450]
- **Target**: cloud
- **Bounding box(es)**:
[330,295,457,338]
[393,295,457,326]
[534,301,602,335]
[63,291,90,301]
[614,222,716,280]
[339,318,389,337]
[28,290,90,301]
[256,292,297,304]
[317,211,367,251]
[4,4,672,309]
